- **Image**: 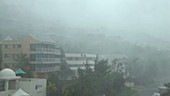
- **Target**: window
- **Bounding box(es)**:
[30,54,36,61]
[38,73,46,78]
[4,54,11,58]
[12,54,15,58]
[9,80,16,90]
[87,57,95,61]
[0,81,5,91]
[13,44,15,48]
[5,44,10,48]
[75,57,82,61]
[30,44,36,51]
[17,44,22,48]
[4,54,17,58]
[55,55,60,58]
[69,64,83,67]
[67,57,73,61]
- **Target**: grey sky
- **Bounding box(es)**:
[0,0,170,39]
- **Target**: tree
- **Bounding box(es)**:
[94,59,110,76]
[62,68,96,96]
[47,48,75,96]
[161,83,170,96]
[47,81,57,96]
[15,53,31,77]
[58,62,74,80]
[15,53,29,69]
[62,61,98,96]
[58,48,74,80]
[62,59,127,96]
[0,47,2,70]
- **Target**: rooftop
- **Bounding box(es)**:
[0,68,20,80]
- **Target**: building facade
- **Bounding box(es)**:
[65,53,96,71]
[18,78,46,96]
[0,36,61,78]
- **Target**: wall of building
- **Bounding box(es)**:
[1,36,61,78]
[0,91,7,96]
[18,78,46,96]
[65,53,96,71]
[0,78,20,96]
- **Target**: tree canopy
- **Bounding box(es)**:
[62,59,127,96]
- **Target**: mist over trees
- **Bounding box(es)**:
[0,1,170,96]
[1,31,170,85]
[0,0,170,91]
[46,58,138,96]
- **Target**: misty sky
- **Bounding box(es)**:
[0,0,170,39]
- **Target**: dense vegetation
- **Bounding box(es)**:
[162,83,170,96]
[1,32,170,95]
[48,59,130,96]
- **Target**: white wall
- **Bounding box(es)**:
[0,91,7,96]
[18,78,46,96]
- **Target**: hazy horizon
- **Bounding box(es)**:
[0,0,169,40]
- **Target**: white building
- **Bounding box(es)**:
[0,68,20,96]
[18,78,46,96]
[101,54,129,78]
[65,53,97,70]
[0,68,47,96]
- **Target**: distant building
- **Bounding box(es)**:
[103,54,129,78]
[0,35,61,78]
[0,68,47,96]
[65,53,96,71]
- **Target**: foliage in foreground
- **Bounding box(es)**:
[61,59,127,96]
[161,83,170,96]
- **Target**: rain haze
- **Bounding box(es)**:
[0,0,170,38]
[0,0,170,96]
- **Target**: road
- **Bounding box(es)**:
[132,88,158,96]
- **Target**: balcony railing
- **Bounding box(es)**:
[35,66,60,72]
[31,48,60,53]
[35,58,60,62]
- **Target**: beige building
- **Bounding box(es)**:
[0,36,61,78]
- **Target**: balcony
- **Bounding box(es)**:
[30,48,61,54]
[35,58,60,62]
[35,66,60,72]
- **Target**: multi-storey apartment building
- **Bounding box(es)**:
[65,53,96,71]
[0,35,61,78]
